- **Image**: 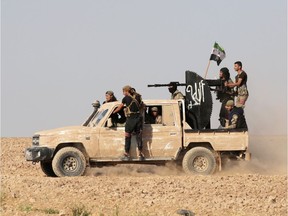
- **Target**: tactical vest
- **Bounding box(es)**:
[124,95,142,117]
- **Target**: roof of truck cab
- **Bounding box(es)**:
[101,99,182,107]
[143,99,182,104]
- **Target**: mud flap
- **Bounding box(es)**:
[245,152,251,161]
[216,152,222,172]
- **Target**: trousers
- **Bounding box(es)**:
[124,114,143,153]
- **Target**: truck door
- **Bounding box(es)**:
[97,107,126,158]
[84,109,109,158]
[99,122,147,159]
[142,104,182,158]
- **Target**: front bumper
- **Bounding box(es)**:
[25,146,55,162]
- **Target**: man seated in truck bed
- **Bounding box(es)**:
[224,100,248,129]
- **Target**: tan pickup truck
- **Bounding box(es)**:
[25,99,250,177]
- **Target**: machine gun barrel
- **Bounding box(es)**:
[148,79,223,88]
[147,82,186,88]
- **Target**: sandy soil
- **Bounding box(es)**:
[0,137,287,216]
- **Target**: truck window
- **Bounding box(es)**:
[104,107,127,128]
[94,109,109,126]
[144,106,162,124]
[144,105,175,126]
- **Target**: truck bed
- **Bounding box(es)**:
[184,129,249,151]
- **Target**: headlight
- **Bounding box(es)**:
[32,135,40,146]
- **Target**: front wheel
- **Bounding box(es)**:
[182,147,217,175]
[40,161,57,177]
[52,147,86,177]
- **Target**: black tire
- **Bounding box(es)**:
[182,147,217,175]
[40,161,57,177]
[52,147,86,177]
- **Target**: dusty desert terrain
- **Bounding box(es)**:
[0,136,287,216]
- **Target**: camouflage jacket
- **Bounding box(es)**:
[171,90,184,100]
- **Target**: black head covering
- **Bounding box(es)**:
[220,67,230,80]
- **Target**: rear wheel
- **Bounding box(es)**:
[40,161,56,177]
[52,147,86,177]
[182,147,217,175]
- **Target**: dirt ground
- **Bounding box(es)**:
[0,136,287,216]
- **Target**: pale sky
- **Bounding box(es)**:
[1,0,287,137]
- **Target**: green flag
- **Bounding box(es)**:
[210,42,226,66]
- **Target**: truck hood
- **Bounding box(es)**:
[36,126,89,136]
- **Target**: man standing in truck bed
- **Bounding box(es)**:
[216,67,235,127]
[225,61,249,108]
[168,82,184,100]
[113,85,144,160]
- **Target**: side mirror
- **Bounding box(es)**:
[92,100,101,108]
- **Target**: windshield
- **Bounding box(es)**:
[83,109,99,126]
[86,109,109,127]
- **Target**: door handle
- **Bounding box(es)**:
[170,132,177,136]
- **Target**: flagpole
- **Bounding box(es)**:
[204,60,211,79]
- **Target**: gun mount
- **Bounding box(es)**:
[148,71,224,130]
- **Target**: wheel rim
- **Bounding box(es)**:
[192,156,208,172]
[62,156,78,172]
